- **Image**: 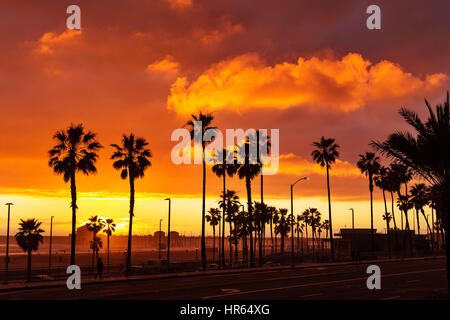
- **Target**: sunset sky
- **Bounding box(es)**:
[1,0,449,236]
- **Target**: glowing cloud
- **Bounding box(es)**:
[146,56,180,75]
[33,29,82,55]
[166,0,193,10]
[167,53,448,115]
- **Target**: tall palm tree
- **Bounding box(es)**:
[312,136,340,259]
[48,124,102,265]
[357,152,381,252]
[373,92,450,291]
[111,134,152,275]
[237,137,261,267]
[375,167,396,242]
[256,130,270,265]
[301,209,311,252]
[305,208,321,255]
[186,112,216,271]
[103,218,117,273]
[206,208,221,263]
[86,215,105,269]
[15,219,44,282]
[272,209,280,254]
[212,149,238,267]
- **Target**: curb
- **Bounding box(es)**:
[0,255,444,293]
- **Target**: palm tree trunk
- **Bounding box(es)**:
[326,164,334,259]
[229,217,233,265]
[107,234,110,274]
[421,208,433,249]
[212,225,216,263]
[260,174,264,265]
[27,249,32,282]
[126,176,135,276]
[382,188,391,258]
[246,176,254,267]
[221,175,226,268]
[369,174,374,252]
[416,209,421,235]
[390,191,399,248]
[201,146,207,271]
[270,217,274,255]
[92,231,95,271]
[70,172,77,266]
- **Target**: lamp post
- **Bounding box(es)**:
[348,208,355,231]
[4,203,13,284]
[164,198,171,269]
[49,216,54,274]
[159,219,163,259]
[291,177,309,267]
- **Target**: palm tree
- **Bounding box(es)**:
[295,215,303,255]
[375,166,395,249]
[111,134,152,275]
[89,236,103,265]
[15,219,44,282]
[267,206,277,255]
[219,189,240,264]
[186,112,216,271]
[103,218,117,273]
[272,209,280,254]
[212,149,238,267]
[305,208,321,255]
[237,137,261,267]
[301,209,311,252]
[275,208,290,254]
[357,152,381,252]
[206,208,221,263]
[410,183,433,241]
[48,124,102,265]
[322,219,330,250]
[86,215,105,270]
[256,130,270,265]
[312,136,340,259]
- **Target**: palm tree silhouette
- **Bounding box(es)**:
[410,184,433,239]
[312,136,340,259]
[86,215,105,269]
[111,134,152,275]
[275,208,290,254]
[103,218,116,273]
[295,215,303,255]
[206,208,221,263]
[48,124,102,265]
[357,152,381,252]
[219,189,240,265]
[237,137,261,267]
[186,112,216,271]
[212,149,238,267]
[15,219,44,282]
[375,166,393,256]
[300,209,310,252]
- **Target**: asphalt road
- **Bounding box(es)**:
[0,257,447,300]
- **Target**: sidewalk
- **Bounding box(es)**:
[0,255,444,293]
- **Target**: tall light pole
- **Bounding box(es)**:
[164,198,171,269]
[159,219,163,259]
[291,177,309,267]
[4,203,13,284]
[348,208,355,231]
[49,216,54,274]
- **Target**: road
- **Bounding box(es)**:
[0,257,447,300]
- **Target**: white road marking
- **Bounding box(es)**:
[382,296,401,300]
[202,268,445,299]
[300,293,323,298]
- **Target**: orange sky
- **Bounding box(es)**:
[0,0,449,236]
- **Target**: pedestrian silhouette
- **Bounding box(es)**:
[95,257,104,280]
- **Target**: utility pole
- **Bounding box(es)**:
[49,216,54,274]
[165,198,171,269]
[4,203,13,284]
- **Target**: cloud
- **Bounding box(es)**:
[33,29,82,55]
[146,56,180,75]
[278,153,361,178]
[166,0,193,10]
[167,53,448,115]
[199,17,244,45]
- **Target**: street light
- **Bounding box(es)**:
[159,219,163,259]
[348,208,355,231]
[291,177,309,267]
[164,198,171,269]
[4,203,13,284]
[49,216,54,274]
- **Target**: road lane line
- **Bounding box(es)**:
[382,296,401,300]
[300,293,323,298]
[202,268,445,299]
